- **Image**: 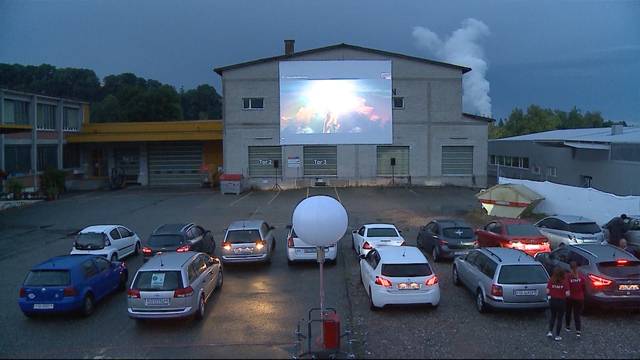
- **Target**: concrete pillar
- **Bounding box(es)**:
[0,90,5,172]
[30,95,38,190]
[57,100,64,169]
[138,142,148,185]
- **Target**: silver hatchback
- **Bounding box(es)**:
[221,220,276,264]
[535,215,604,249]
[453,248,549,312]
[127,252,222,320]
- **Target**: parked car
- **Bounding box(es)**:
[142,223,215,261]
[453,248,549,313]
[359,246,440,310]
[19,255,128,317]
[286,224,337,265]
[535,215,604,249]
[476,219,550,257]
[603,215,640,253]
[127,252,222,320]
[535,244,640,309]
[417,219,476,262]
[352,224,405,257]
[71,225,141,261]
[221,220,276,264]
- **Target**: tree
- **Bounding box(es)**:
[181,84,222,120]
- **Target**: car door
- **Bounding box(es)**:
[81,259,103,299]
[540,219,563,248]
[544,247,571,274]
[196,255,216,298]
[117,227,135,256]
[468,253,489,290]
[94,257,117,296]
[206,255,221,292]
[430,223,441,250]
[458,251,477,289]
[354,226,365,253]
[362,250,379,292]
[189,226,205,252]
[189,257,207,300]
[202,227,215,254]
[476,223,493,247]
[109,228,124,258]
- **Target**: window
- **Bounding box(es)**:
[377,146,409,176]
[118,227,133,238]
[242,97,264,109]
[367,228,399,237]
[63,107,80,131]
[3,99,29,125]
[546,167,557,177]
[148,235,184,247]
[5,145,31,174]
[532,165,541,175]
[465,251,480,266]
[581,175,592,188]
[37,103,56,130]
[63,143,81,168]
[193,226,204,238]
[94,257,111,272]
[366,250,380,269]
[442,146,473,175]
[37,145,57,171]
[611,144,640,162]
[358,227,365,236]
[487,222,502,234]
[489,155,496,165]
[442,227,474,239]
[24,270,70,286]
[109,229,121,240]
[225,230,261,243]
[568,251,589,266]
[382,263,432,277]
[260,223,270,237]
[248,146,282,177]
[490,155,529,169]
[479,256,497,278]
[552,248,570,264]
[188,264,198,283]
[393,97,404,109]
[505,224,541,236]
[133,271,183,290]
[497,265,548,284]
[82,260,98,279]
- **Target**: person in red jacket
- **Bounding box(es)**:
[546,267,569,341]
[565,261,585,337]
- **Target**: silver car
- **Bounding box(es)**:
[127,252,222,320]
[452,247,549,312]
[221,220,276,264]
[535,215,604,249]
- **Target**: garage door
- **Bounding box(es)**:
[248,146,282,177]
[442,146,473,175]
[148,142,203,186]
[377,146,409,176]
[304,146,337,176]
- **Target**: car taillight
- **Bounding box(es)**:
[63,287,77,297]
[223,242,232,251]
[174,286,194,298]
[142,247,152,255]
[374,276,392,288]
[287,236,295,248]
[19,288,25,297]
[588,274,612,287]
[127,288,140,298]
[491,284,503,297]
[425,275,439,286]
[363,242,372,250]
[506,241,524,250]
[616,259,629,266]
[176,244,191,252]
[439,240,448,245]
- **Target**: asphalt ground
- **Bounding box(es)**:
[0,186,638,359]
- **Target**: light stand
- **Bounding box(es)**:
[272,159,282,191]
[390,157,396,186]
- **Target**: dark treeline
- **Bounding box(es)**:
[0,63,222,122]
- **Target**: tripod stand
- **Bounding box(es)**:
[272,160,282,191]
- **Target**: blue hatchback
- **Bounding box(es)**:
[18,255,128,317]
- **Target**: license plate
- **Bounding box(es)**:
[234,248,253,255]
[33,303,54,309]
[398,282,420,290]
[515,290,538,296]
[145,298,170,306]
[304,248,316,253]
[619,284,640,291]
[454,251,467,256]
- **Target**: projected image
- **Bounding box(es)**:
[280,61,392,145]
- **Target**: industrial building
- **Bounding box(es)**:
[214,41,491,189]
[488,125,640,195]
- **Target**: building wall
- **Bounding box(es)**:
[221,47,488,189]
[488,140,640,196]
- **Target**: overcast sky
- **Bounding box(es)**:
[1,0,638,123]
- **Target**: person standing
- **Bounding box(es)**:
[606,214,629,246]
[547,267,569,341]
[618,238,636,256]
[565,261,585,337]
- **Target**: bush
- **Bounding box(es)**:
[6,178,24,200]
[40,168,66,200]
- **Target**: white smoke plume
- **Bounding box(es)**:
[412,18,491,117]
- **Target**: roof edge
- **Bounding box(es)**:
[463,112,495,122]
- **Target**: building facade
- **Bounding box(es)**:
[488,126,640,196]
[215,42,490,189]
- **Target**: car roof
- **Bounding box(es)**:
[546,215,597,224]
[228,220,265,231]
[432,218,471,228]
[153,223,193,235]
[364,224,397,229]
[376,246,427,263]
[80,225,119,234]
[571,244,637,261]
[32,255,99,270]
[139,252,199,270]
[477,247,538,264]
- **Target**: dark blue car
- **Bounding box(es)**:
[18,255,128,317]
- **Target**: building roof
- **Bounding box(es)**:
[213,43,471,75]
[376,246,428,264]
[227,220,266,231]
[492,127,640,145]
[463,113,495,122]
[66,120,222,143]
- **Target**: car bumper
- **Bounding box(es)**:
[221,253,269,263]
[588,292,640,307]
[128,307,195,319]
[486,296,548,309]
[371,286,440,307]
[287,247,337,262]
[439,247,472,259]
[70,249,110,257]
[19,298,83,314]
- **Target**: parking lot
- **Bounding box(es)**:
[1,186,638,359]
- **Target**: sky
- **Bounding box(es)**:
[0,0,639,123]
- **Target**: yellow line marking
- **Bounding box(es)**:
[229,191,253,206]
[334,186,342,203]
[267,190,281,205]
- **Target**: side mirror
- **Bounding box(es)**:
[399,230,403,234]
[359,254,366,260]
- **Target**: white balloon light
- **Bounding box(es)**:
[292,195,348,247]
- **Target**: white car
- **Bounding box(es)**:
[286,225,338,265]
[352,224,405,257]
[360,246,440,310]
[71,225,141,261]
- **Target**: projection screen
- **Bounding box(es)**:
[279,60,392,145]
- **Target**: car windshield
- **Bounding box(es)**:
[568,222,601,234]
[147,235,184,247]
[133,271,183,291]
[442,227,474,239]
[506,224,541,236]
[381,263,432,277]
[24,270,70,286]
[367,228,399,237]
[627,218,640,231]
[497,265,549,284]
[226,230,261,243]
[75,232,105,250]
[597,261,640,278]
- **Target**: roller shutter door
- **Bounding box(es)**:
[442,146,473,175]
[248,146,282,177]
[148,142,203,186]
[304,146,337,176]
[377,146,409,176]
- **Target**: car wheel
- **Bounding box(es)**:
[287,258,294,266]
[432,247,440,263]
[216,270,224,289]
[110,254,118,262]
[81,294,95,317]
[118,272,128,291]
[134,242,141,256]
[195,294,205,320]
[369,288,379,311]
[476,290,487,313]
[452,266,461,286]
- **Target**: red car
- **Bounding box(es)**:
[476,219,551,257]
